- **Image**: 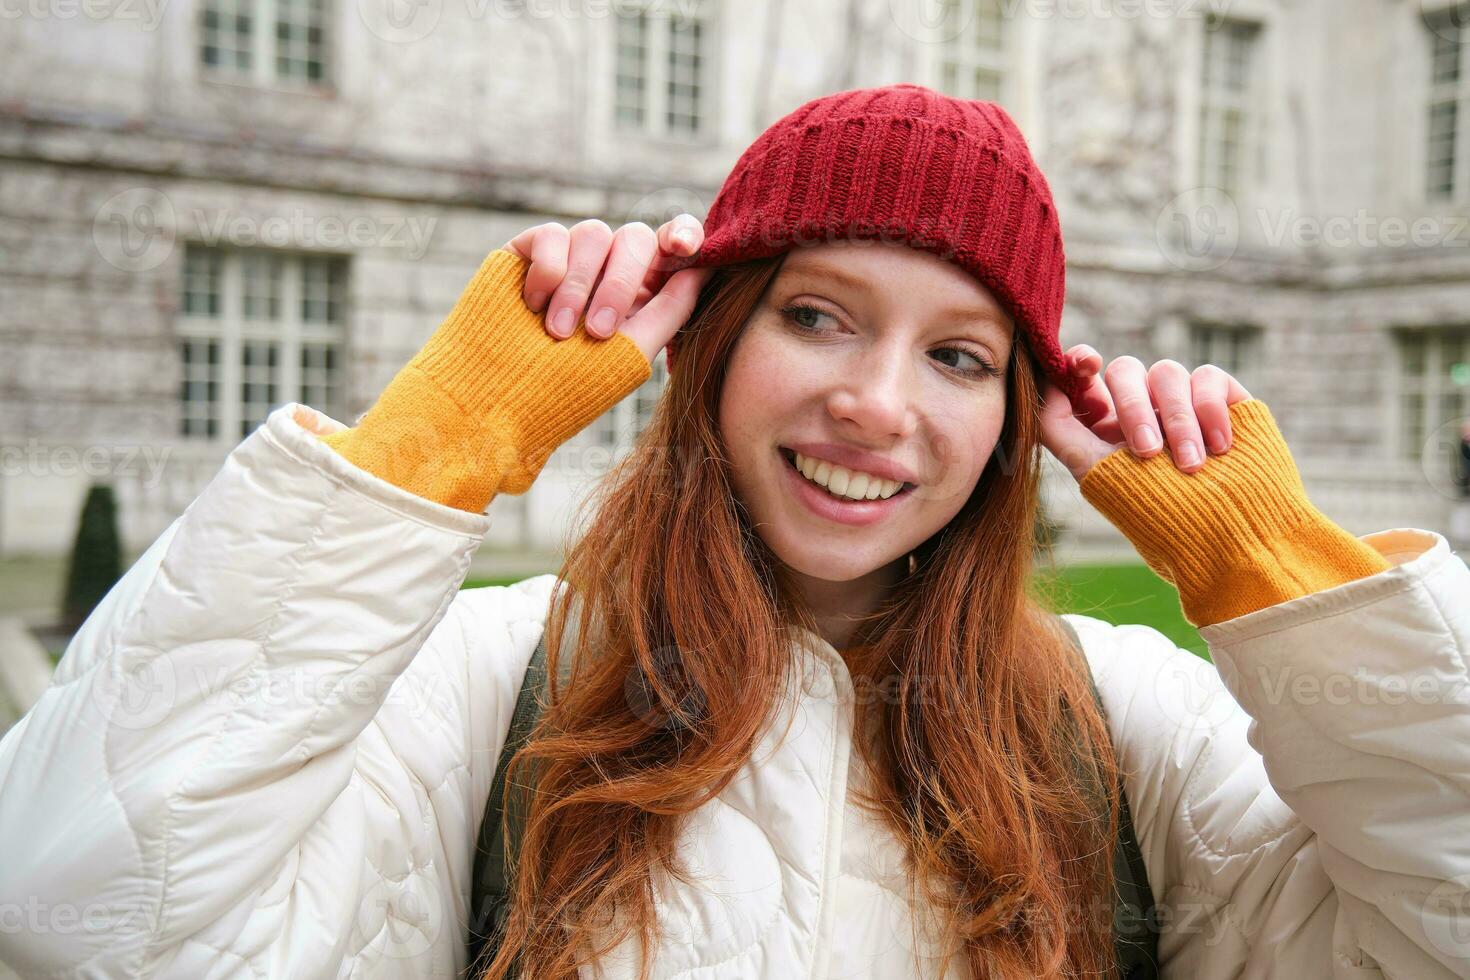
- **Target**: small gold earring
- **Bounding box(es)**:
[908,553,917,575]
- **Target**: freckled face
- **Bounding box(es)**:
[717,239,1016,584]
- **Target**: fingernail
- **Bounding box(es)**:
[1205,427,1229,454]
[675,229,696,249]
[1177,440,1201,468]
[526,290,547,311]
[1133,425,1161,453]
[590,307,617,336]
[552,308,574,337]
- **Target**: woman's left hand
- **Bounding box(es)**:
[1039,345,1255,483]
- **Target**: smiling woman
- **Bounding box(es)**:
[719,240,1018,646]
[441,225,1138,979]
[1,83,1466,980]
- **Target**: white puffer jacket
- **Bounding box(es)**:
[0,403,1467,979]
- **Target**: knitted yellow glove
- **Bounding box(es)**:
[1077,399,1392,628]
[319,248,652,512]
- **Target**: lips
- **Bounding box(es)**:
[779,441,920,488]
[778,447,916,495]
[777,446,916,527]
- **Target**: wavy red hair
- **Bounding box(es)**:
[473,250,1122,980]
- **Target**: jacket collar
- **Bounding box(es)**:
[788,622,850,673]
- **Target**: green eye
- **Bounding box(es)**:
[780,303,1002,381]
[930,346,1002,379]
[780,303,834,332]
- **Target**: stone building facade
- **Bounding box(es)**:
[2,0,1469,565]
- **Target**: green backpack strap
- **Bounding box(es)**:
[1055,614,1160,979]
[468,598,585,975]
[467,614,1160,980]
[466,629,552,975]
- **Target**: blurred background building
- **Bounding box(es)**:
[2,0,1470,606]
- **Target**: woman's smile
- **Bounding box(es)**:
[716,239,1011,586]
[777,445,917,527]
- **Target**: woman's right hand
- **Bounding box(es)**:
[503,216,712,365]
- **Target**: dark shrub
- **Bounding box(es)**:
[61,484,123,632]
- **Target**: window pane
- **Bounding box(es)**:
[300,341,343,414]
[1429,101,1459,199]
[1402,332,1427,376]
[180,337,221,439]
[275,0,329,84]
[241,340,281,437]
[1439,390,1463,432]
[300,255,347,322]
[1199,17,1260,195]
[200,0,253,73]
[970,68,1001,103]
[666,12,705,134]
[1223,23,1253,91]
[632,354,668,435]
[1402,392,1424,459]
[1394,328,1470,458]
[1427,12,1465,200]
[182,246,224,317]
[1444,331,1466,381]
[972,0,1003,51]
[1433,27,1461,85]
[940,0,1008,102]
[1442,329,1470,443]
[1188,323,1258,377]
[593,412,619,449]
[178,248,351,444]
[615,11,648,129]
[242,252,284,320]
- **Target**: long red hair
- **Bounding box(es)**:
[473,250,1122,979]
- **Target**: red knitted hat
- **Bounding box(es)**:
[669,82,1082,404]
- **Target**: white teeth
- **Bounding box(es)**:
[792,451,904,502]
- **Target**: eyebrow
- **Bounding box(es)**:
[780,259,1013,338]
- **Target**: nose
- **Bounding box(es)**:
[825,338,918,441]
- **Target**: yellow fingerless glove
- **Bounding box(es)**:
[319,249,652,513]
[1078,399,1392,628]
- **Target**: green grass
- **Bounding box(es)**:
[464,562,1209,661]
[462,575,545,590]
[1033,562,1209,660]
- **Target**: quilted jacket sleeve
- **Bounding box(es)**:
[1071,527,1470,979]
[0,404,558,978]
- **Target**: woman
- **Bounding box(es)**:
[0,84,1465,979]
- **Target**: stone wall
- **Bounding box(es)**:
[3,0,1468,558]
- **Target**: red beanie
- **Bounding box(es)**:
[670,83,1082,404]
